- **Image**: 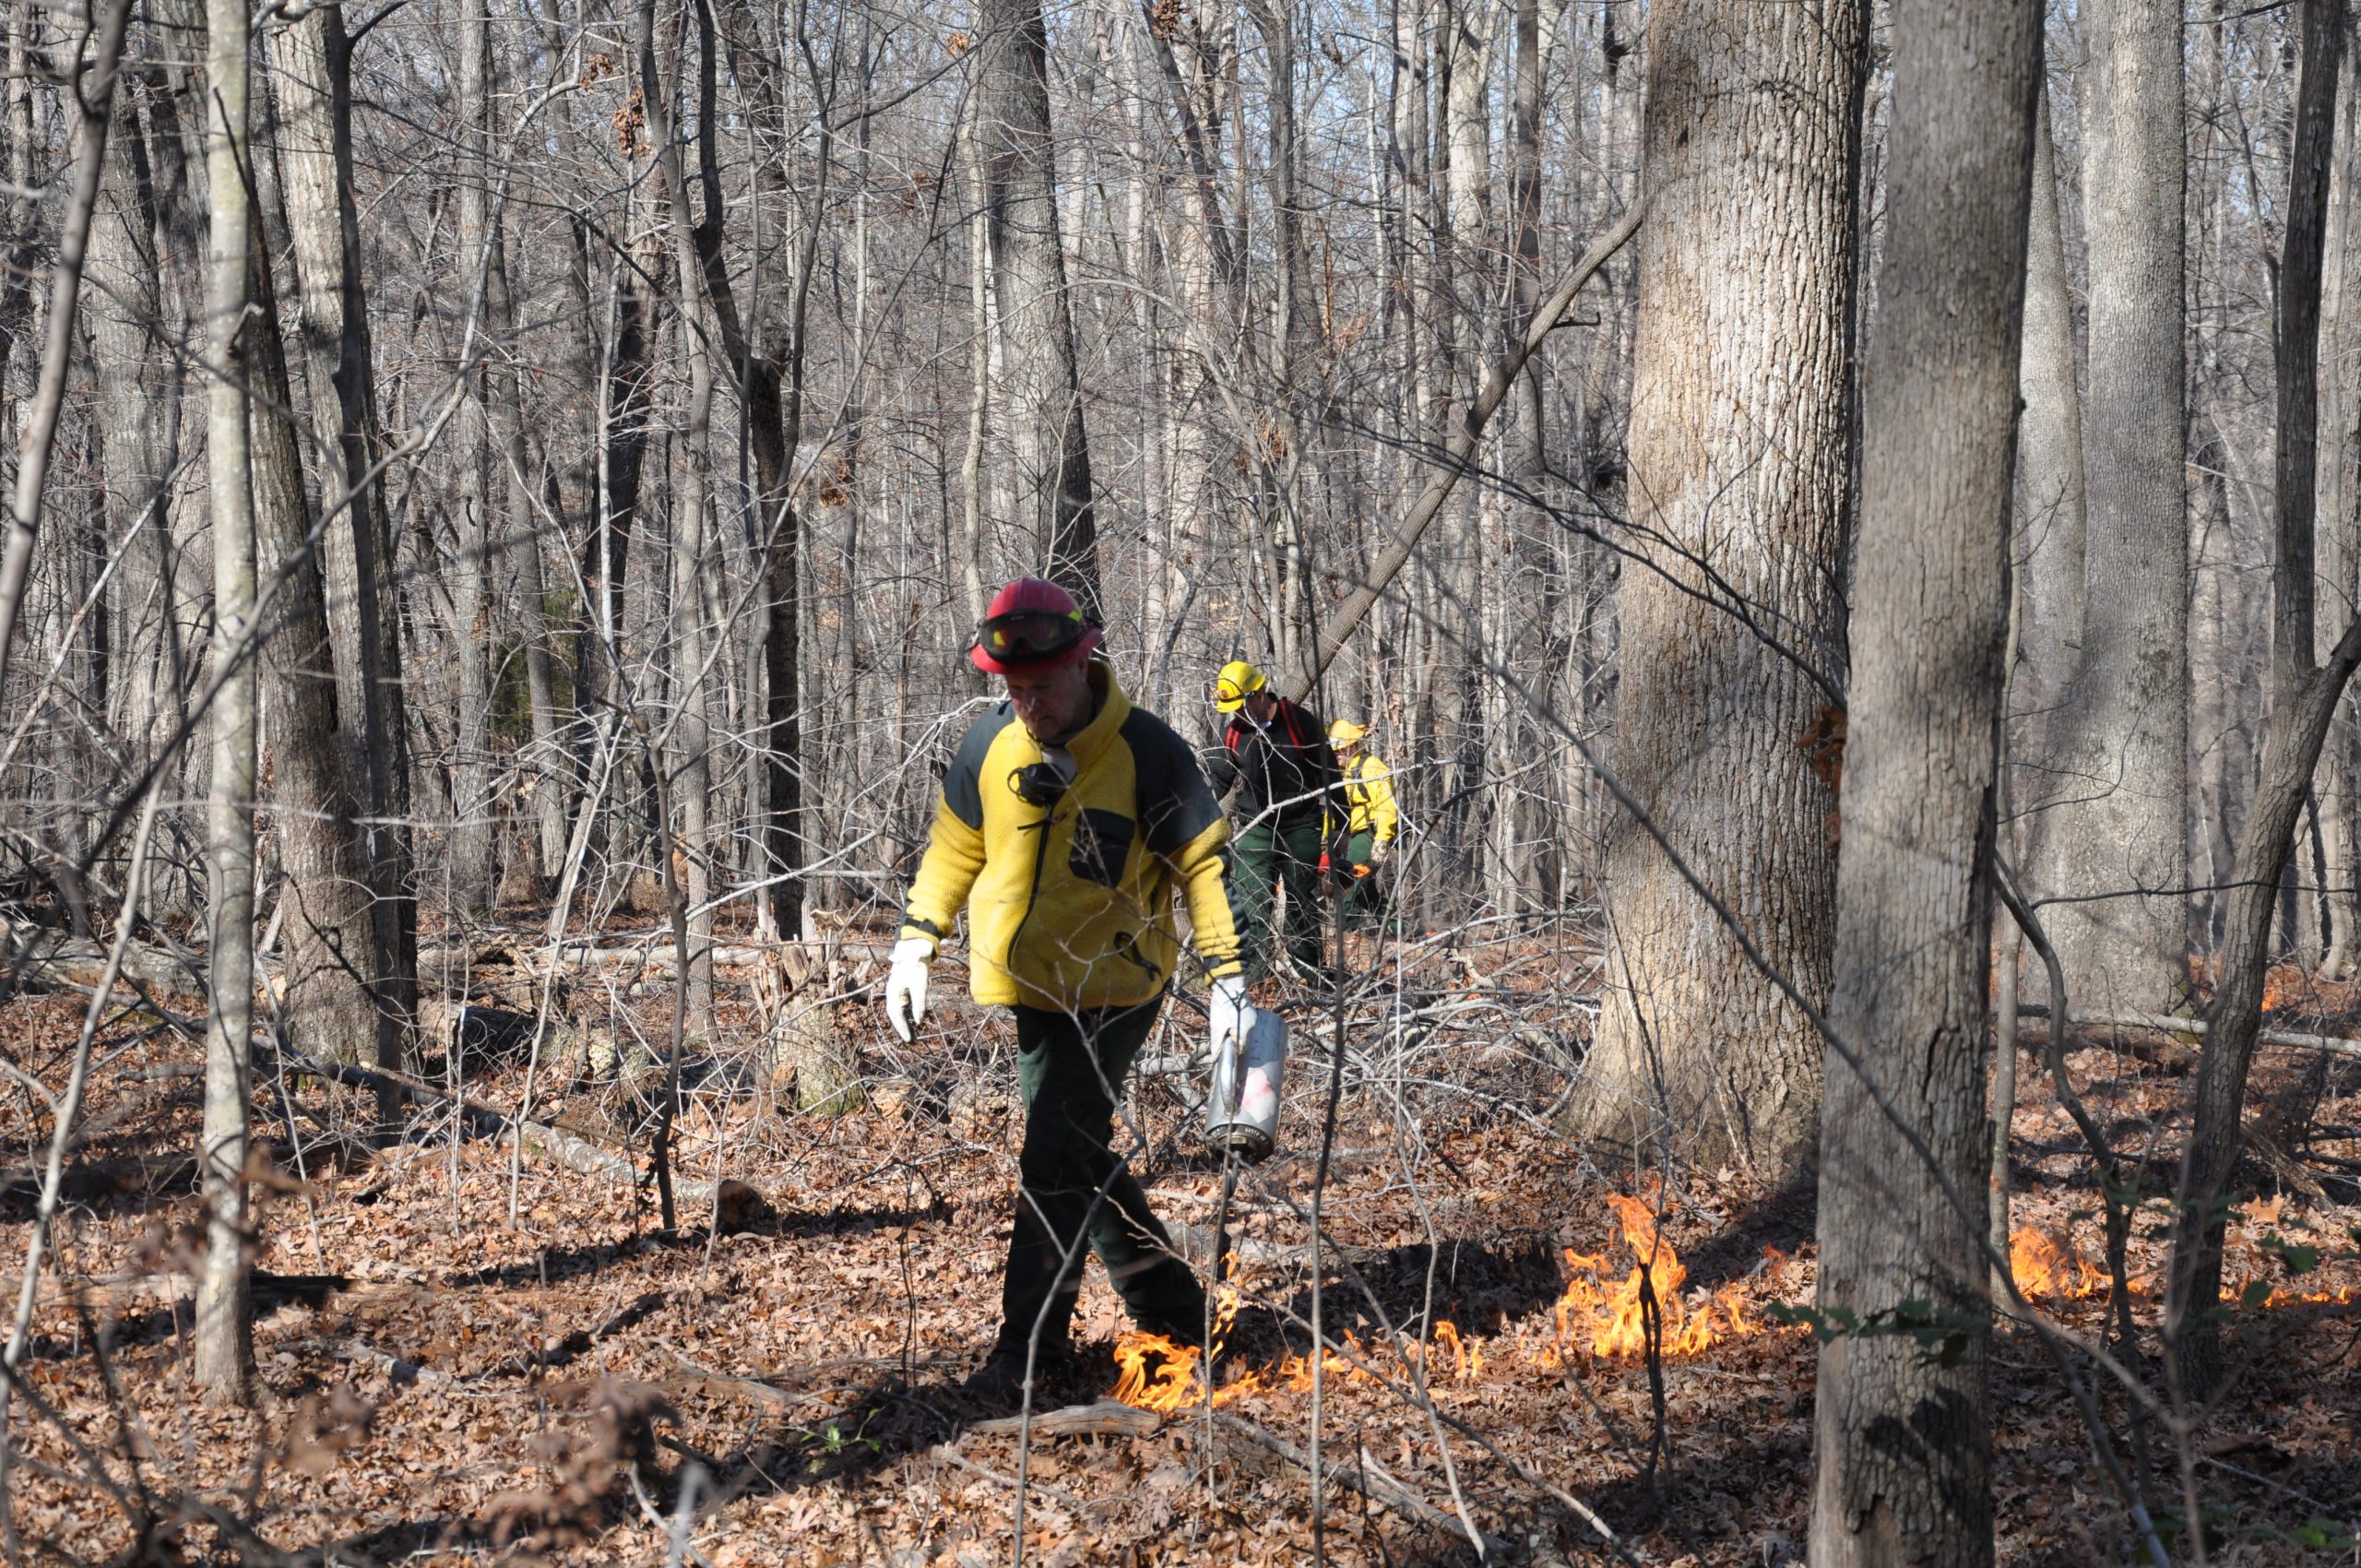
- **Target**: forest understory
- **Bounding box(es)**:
[4,922,2357,1568]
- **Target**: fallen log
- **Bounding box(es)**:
[969,1399,1160,1440]
[2013,1004,2361,1063]
[3,916,204,999]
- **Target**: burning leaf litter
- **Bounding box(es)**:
[1110,1192,1784,1415]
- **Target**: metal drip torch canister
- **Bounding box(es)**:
[1204,1004,1287,1161]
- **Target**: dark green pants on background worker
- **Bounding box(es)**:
[1341,827,1387,928]
[998,999,1206,1365]
[1229,820,1325,979]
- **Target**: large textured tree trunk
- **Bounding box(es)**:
[196,0,255,1402]
[2011,86,2086,779]
[1569,0,1864,1183]
[2312,28,2361,980]
[975,0,1100,607]
[274,7,418,1096]
[1808,4,2040,1563]
[2023,0,2189,1016]
[246,182,377,1068]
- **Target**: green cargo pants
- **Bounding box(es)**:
[1230,819,1326,980]
[996,997,1205,1362]
[1340,828,1388,928]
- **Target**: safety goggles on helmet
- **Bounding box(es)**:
[976,610,1086,664]
[1213,659,1267,714]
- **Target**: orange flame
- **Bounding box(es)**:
[2009,1227,2106,1301]
[1541,1193,1758,1362]
[1113,1194,1784,1410]
[1111,1284,1486,1413]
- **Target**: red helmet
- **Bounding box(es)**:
[969,577,1104,674]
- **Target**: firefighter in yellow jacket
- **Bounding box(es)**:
[886,578,1248,1403]
[1326,719,1398,927]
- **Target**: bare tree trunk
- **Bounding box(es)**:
[1569,0,1863,1183]
[2322,17,2361,980]
[444,0,498,918]
[2026,0,2190,1016]
[87,61,184,796]
[196,0,255,1402]
[2011,85,2086,788]
[958,112,991,625]
[2171,612,2361,1394]
[273,7,418,1099]
[976,0,1100,607]
[1808,5,2039,1563]
[2170,0,2350,1399]
[644,0,717,1037]
[0,0,136,697]
[484,221,568,886]
[0,4,34,436]
[247,164,376,1068]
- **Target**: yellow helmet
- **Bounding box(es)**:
[1213,659,1267,714]
[1328,719,1366,749]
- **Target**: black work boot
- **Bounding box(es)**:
[961,1339,1074,1408]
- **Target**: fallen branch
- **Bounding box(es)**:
[3,917,204,1000]
[969,1399,1159,1440]
[2012,1004,2361,1063]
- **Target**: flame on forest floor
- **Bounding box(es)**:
[1537,1193,1759,1364]
[2010,1227,2109,1301]
[1109,1277,1490,1416]
[2007,1222,2361,1312]
[1112,1194,1774,1414]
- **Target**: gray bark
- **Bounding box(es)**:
[484,222,567,886]
[196,0,255,1401]
[273,6,419,1099]
[86,66,185,784]
[2315,26,2361,980]
[975,0,1100,607]
[1808,3,2040,1562]
[0,0,136,699]
[1570,0,1864,1183]
[2011,85,2086,772]
[2026,0,2190,1016]
[2170,0,2354,1399]
[247,179,377,1069]
[445,0,497,917]
[646,0,716,1037]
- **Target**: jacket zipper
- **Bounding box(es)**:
[1005,800,1057,992]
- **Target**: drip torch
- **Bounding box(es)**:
[1204,1003,1287,1162]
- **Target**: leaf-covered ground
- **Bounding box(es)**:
[2,942,2357,1565]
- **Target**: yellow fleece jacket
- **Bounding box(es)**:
[898,662,1244,1010]
[1328,752,1399,842]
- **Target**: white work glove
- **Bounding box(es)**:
[1370,837,1392,867]
[885,937,933,1042]
[1207,974,1250,1055]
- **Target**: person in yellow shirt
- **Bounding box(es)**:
[1326,719,1398,928]
[886,577,1247,1404]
